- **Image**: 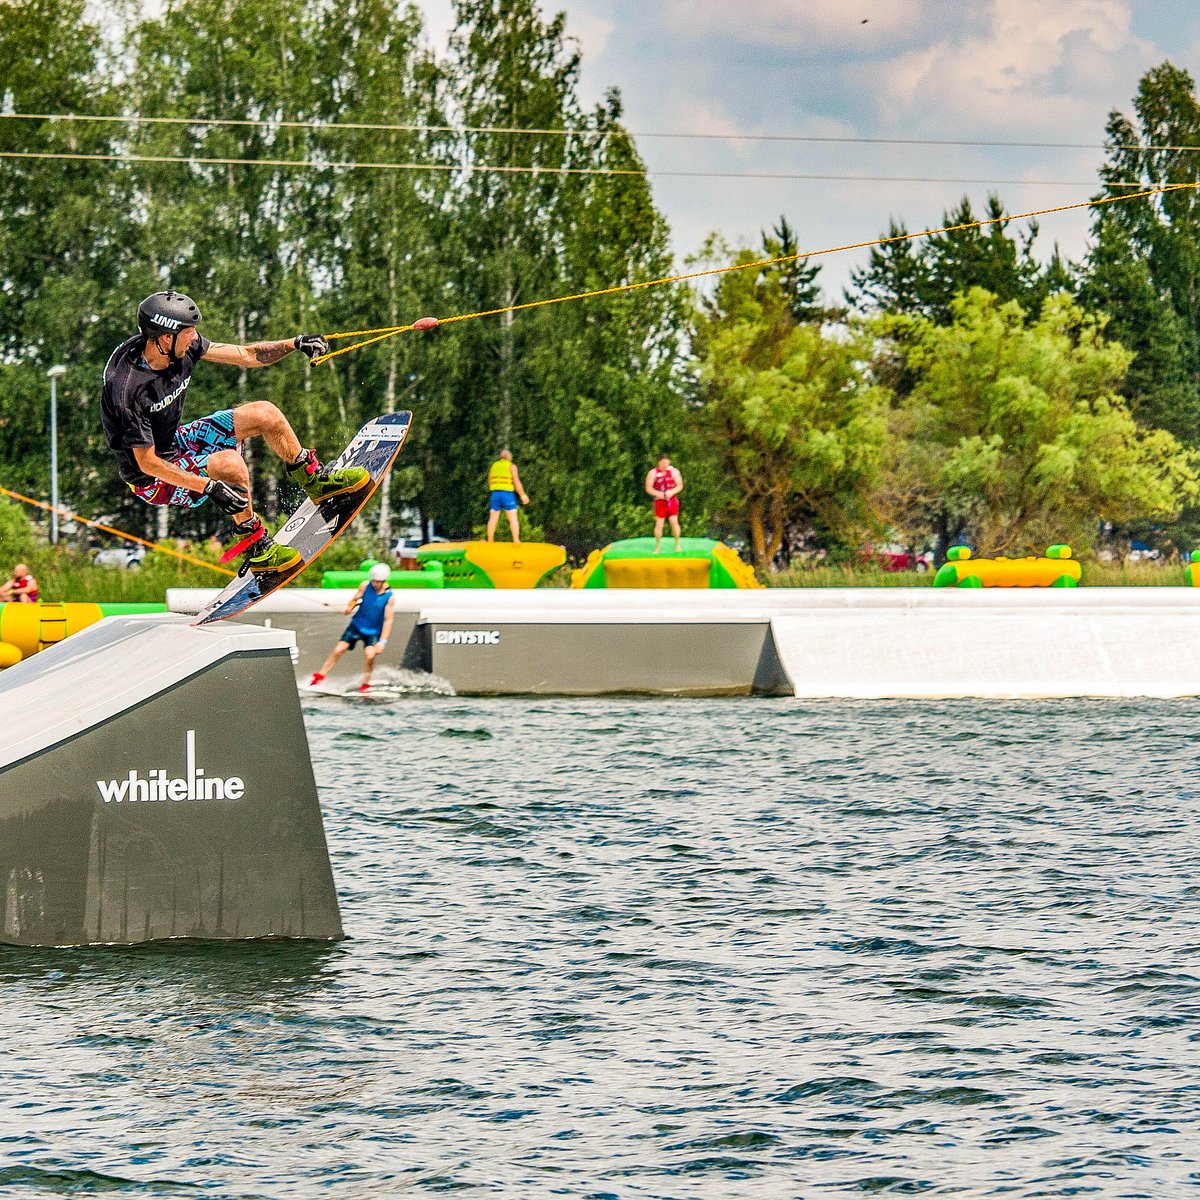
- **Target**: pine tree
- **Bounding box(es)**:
[845,219,930,315]
[762,216,823,322]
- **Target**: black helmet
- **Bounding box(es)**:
[137,290,202,339]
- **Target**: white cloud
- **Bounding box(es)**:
[869,0,1157,134]
[659,0,927,48]
[567,13,615,61]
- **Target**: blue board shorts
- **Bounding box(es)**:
[131,410,238,508]
[490,489,518,511]
[341,624,382,650]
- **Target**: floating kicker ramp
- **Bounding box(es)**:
[0,615,342,947]
[166,587,1200,699]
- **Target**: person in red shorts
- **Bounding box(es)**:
[644,454,683,553]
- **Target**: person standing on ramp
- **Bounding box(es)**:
[308,562,396,693]
[645,454,683,553]
[485,448,529,543]
[101,290,370,575]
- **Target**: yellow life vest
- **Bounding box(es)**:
[488,459,515,491]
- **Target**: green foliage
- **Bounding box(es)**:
[761,216,824,322]
[847,195,1055,322]
[0,497,39,564]
[6,14,1200,578]
[1082,61,1200,448]
[694,248,887,570]
[876,289,1200,556]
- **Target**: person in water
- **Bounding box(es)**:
[485,449,529,543]
[0,563,38,603]
[101,290,371,576]
[645,454,683,553]
[308,562,396,693]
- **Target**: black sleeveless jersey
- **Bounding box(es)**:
[100,333,212,485]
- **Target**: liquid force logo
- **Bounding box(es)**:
[149,377,190,413]
[96,730,245,804]
[435,629,500,645]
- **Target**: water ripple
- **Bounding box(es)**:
[2,698,1200,1197]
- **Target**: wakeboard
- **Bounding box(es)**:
[192,411,413,626]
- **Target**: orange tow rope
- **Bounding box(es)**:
[0,484,236,577]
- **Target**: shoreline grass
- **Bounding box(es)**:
[5,545,1192,602]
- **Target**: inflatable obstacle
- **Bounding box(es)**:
[571,537,762,589]
[416,542,566,588]
[0,601,166,666]
[933,545,1081,589]
[322,560,445,589]
[1186,551,1200,586]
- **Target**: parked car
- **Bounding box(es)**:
[93,544,146,570]
[389,533,447,564]
[864,543,933,572]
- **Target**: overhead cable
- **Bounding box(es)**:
[0,111,1196,153]
[0,147,1156,188]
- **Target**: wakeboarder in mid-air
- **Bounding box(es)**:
[100,290,371,574]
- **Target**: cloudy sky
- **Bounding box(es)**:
[415,0,1200,298]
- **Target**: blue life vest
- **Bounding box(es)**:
[351,584,392,637]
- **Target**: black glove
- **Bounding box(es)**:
[293,333,328,361]
[204,478,249,517]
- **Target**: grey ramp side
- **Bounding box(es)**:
[427,621,777,696]
[0,616,342,946]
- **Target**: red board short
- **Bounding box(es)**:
[654,496,680,518]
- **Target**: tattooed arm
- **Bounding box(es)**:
[203,339,296,369]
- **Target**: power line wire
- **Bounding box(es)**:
[0,147,1155,188]
[1,111,1197,153]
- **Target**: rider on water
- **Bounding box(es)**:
[101,290,369,575]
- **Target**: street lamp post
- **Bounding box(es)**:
[47,365,66,544]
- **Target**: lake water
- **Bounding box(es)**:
[2,694,1198,1197]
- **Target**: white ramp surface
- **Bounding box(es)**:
[168,585,1200,699]
[0,615,296,768]
[769,590,1200,699]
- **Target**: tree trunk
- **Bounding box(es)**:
[748,496,769,570]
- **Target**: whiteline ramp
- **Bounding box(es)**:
[0,615,342,946]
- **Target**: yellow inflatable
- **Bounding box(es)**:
[0,602,105,660]
[934,545,1081,588]
[572,538,762,589]
[417,542,566,588]
[0,642,20,668]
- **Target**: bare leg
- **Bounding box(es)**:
[653,515,665,553]
[669,514,682,552]
[506,508,521,543]
[362,644,382,687]
[318,641,351,677]
[204,448,253,524]
[232,401,303,463]
[486,508,500,542]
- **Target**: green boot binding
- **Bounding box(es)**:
[286,448,370,504]
[221,517,302,576]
